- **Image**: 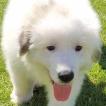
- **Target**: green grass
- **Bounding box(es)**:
[0,0,106,106]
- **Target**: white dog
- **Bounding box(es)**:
[1,0,102,106]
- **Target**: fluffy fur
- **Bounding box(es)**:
[1,0,102,106]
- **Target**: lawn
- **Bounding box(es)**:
[0,0,106,106]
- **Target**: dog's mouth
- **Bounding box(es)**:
[52,80,72,101]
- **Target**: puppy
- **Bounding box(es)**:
[1,0,102,106]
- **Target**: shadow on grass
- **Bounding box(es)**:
[99,46,106,69]
[76,77,106,106]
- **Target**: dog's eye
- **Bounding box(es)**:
[75,45,82,52]
[47,46,55,51]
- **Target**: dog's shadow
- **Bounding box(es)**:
[19,46,106,106]
[99,46,106,69]
[76,78,106,106]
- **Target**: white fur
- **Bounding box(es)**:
[1,0,102,106]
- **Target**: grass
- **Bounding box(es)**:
[0,0,106,106]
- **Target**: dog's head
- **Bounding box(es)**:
[19,18,102,83]
[19,15,102,100]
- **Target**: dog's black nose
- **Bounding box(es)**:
[58,71,74,83]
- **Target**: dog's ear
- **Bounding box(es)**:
[19,30,32,56]
[92,49,102,62]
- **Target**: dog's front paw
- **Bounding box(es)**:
[11,90,33,104]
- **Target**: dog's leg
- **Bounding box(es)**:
[6,61,34,104]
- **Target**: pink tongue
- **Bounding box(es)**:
[53,82,71,101]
